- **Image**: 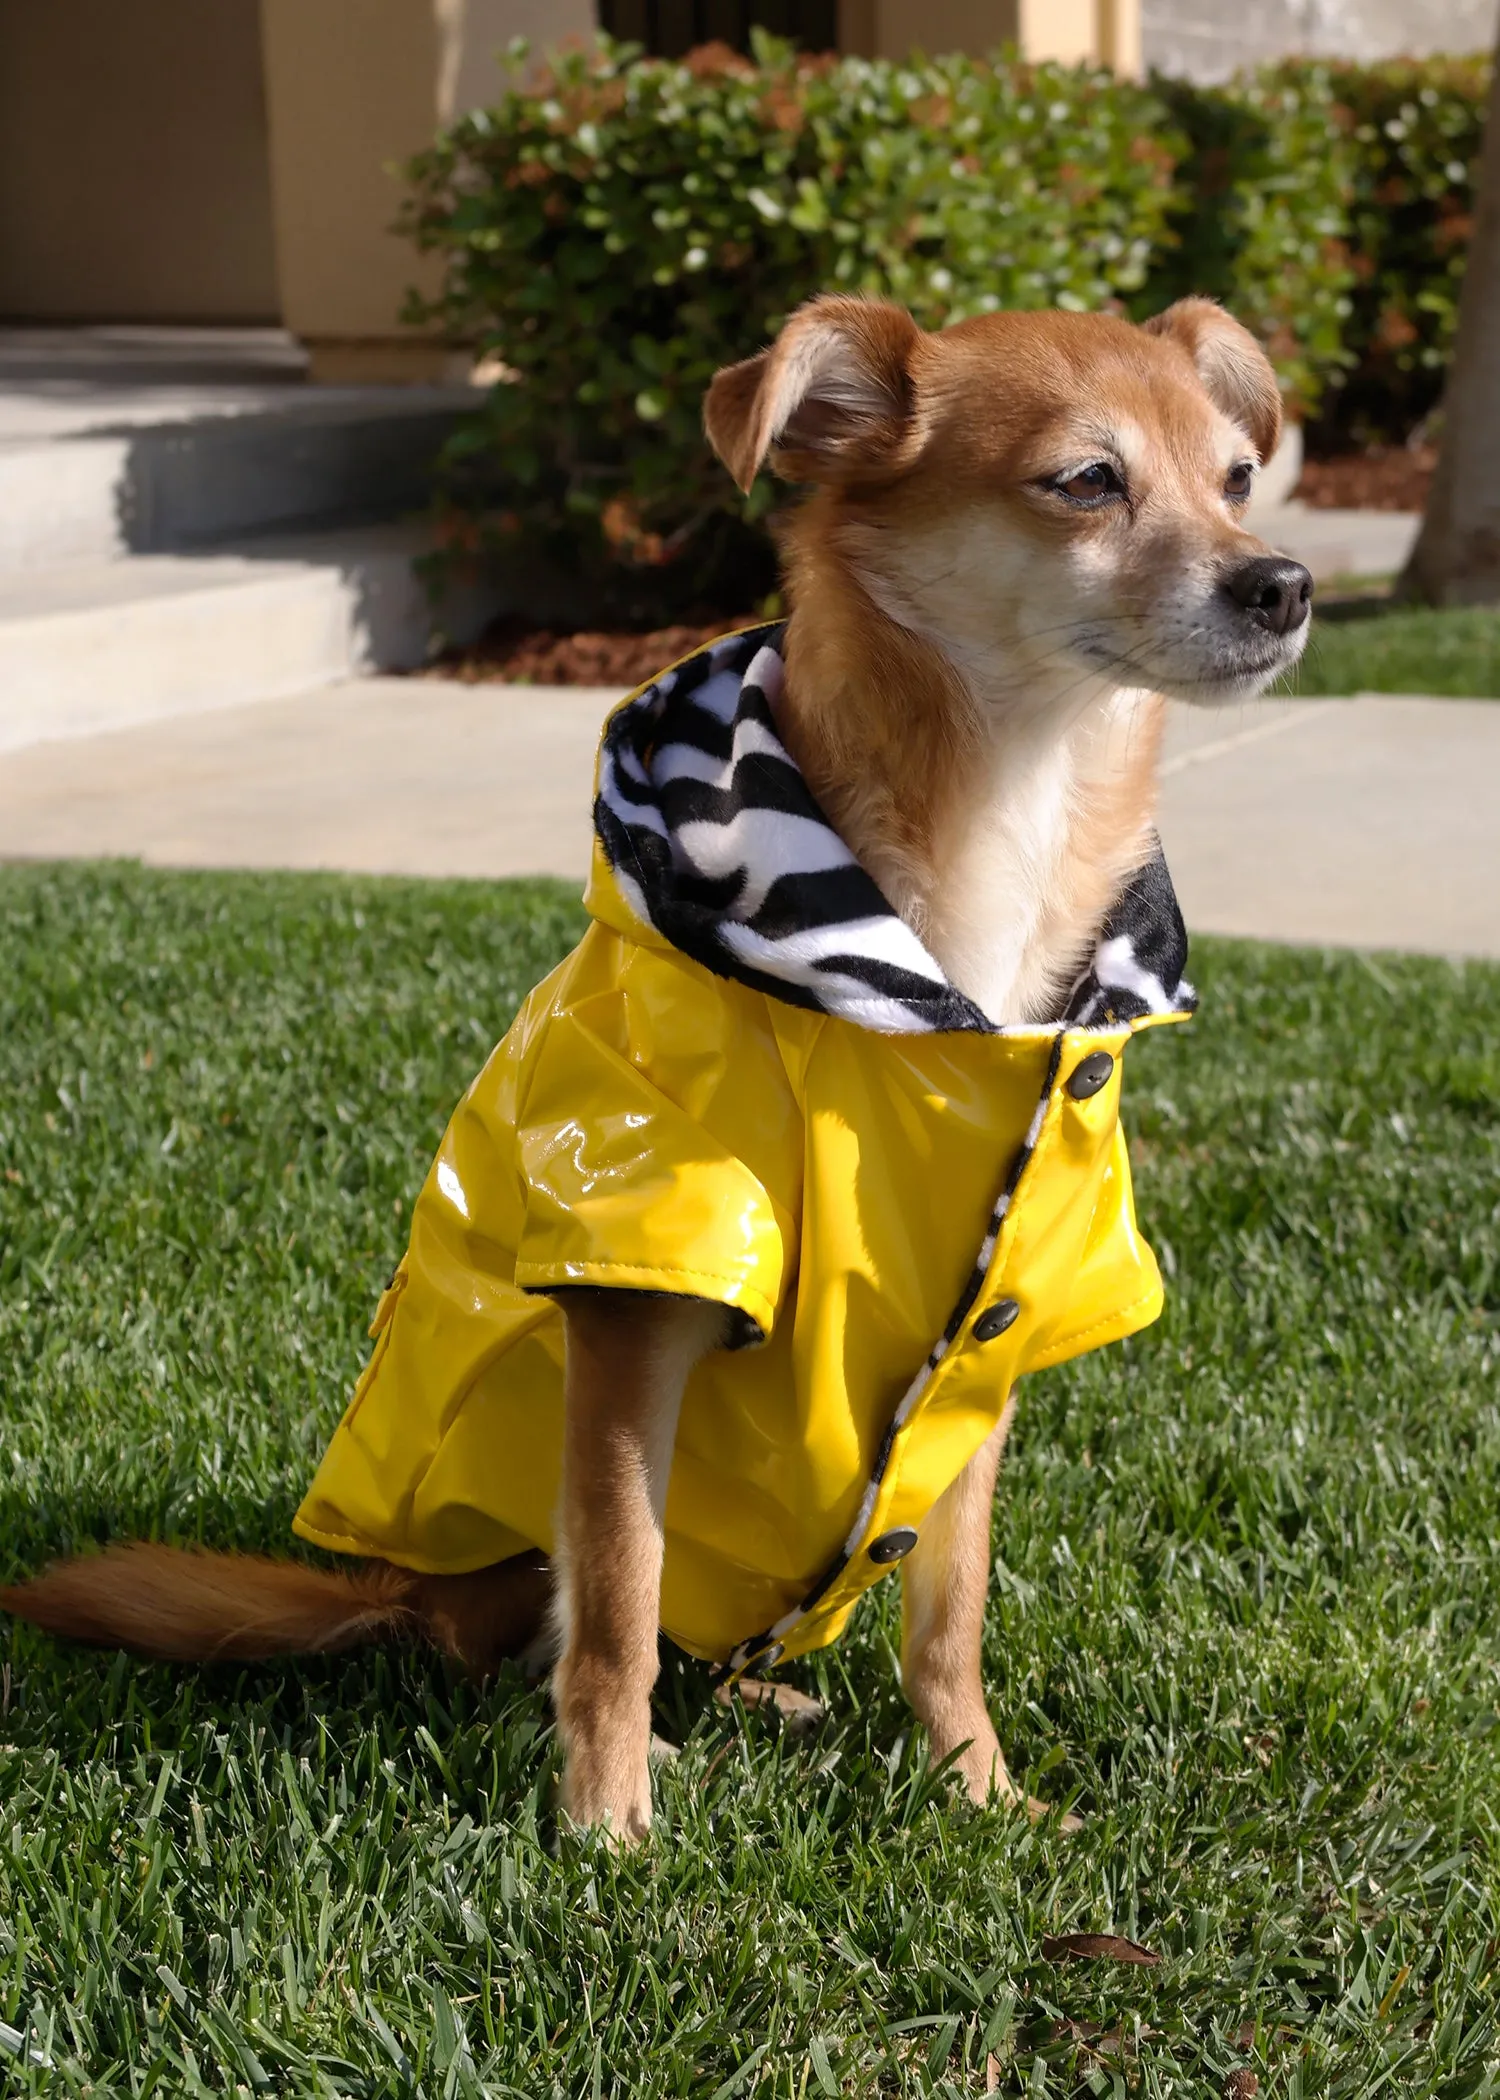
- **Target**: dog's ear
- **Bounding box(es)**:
[1142,299,1283,465]
[704,296,923,493]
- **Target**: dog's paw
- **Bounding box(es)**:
[558,1732,655,1848]
[1024,1793,1084,1836]
[941,1733,1083,1833]
[558,1770,654,1848]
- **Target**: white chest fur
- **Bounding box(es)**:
[920,682,1158,1025]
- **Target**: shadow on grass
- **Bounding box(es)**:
[1,1565,737,1798]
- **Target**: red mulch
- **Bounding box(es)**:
[1295,444,1435,512]
[425,613,762,688]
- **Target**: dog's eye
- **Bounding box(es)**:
[1053,462,1125,506]
[1224,462,1255,502]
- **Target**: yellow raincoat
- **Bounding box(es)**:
[295,628,1192,1669]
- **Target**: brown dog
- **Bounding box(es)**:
[2,296,1311,1842]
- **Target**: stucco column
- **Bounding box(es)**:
[1096,0,1142,74]
[260,0,593,383]
[1016,0,1100,62]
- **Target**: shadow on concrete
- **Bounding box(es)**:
[97,396,468,555]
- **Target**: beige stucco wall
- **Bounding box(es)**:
[260,0,594,378]
[259,0,444,367]
[0,0,279,323]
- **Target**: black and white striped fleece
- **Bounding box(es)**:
[594,622,1197,1036]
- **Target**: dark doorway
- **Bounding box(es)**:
[598,1,839,56]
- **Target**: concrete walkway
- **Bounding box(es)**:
[1158,697,1497,958]
[0,679,617,883]
[2,679,1496,960]
[1257,502,1419,585]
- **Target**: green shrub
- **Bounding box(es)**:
[1154,63,1358,421]
[403,39,1488,615]
[1155,53,1491,446]
[1311,55,1490,446]
[401,34,1182,617]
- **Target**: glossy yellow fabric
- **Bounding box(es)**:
[295,731,1182,1665]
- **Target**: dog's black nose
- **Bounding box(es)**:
[1225,555,1314,636]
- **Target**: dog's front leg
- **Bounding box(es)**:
[900,1401,1023,1810]
[551,1291,724,1843]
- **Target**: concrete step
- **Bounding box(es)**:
[0,383,474,571]
[0,324,309,386]
[0,524,497,754]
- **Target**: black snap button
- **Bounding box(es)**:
[867,1527,919,1565]
[1067,1050,1115,1100]
[973,1298,1020,1342]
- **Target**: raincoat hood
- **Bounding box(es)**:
[588,622,1195,1038]
[295,627,1195,1669]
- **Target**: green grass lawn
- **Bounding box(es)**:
[1286,600,1500,699]
[2,865,1499,2098]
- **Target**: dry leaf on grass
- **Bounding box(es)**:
[1046,2017,1141,2059]
[1041,1932,1161,1966]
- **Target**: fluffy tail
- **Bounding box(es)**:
[0,1543,417,1662]
[0,1541,553,1674]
